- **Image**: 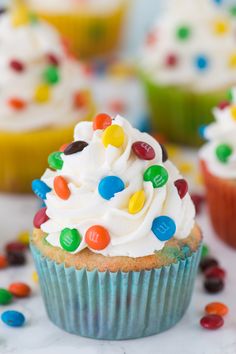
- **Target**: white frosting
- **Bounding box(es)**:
[141,0,236,92]
[200,88,236,178]
[0,14,90,132]
[41,115,195,257]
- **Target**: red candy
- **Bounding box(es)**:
[8,98,26,110]
[5,241,26,253]
[9,282,31,298]
[205,266,226,280]
[132,141,155,160]
[9,59,24,72]
[0,255,8,269]
[93,113,112,131]
[165,54,178,67]
[191,193,205,214]
[85,225,110,250]
[54,176,71,200]
[200,314,224,330]
[217,101,230,110]
[33,207,49,229]
[46,53,60,66]
[174,179,188,199]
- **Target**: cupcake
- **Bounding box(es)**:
[31,113,202,339]
[0,6,94,193]
[27,0,128,59]
[200,88,236,248]
[140,0,236,146]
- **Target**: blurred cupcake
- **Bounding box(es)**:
[200,88,236,248]
[31,113,202,339]
[0,4,94,193]
[140,0,236,146]
[27,0,128,59]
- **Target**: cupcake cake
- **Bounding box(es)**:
[140,0,236,146]
[0,4,94,193]
[27,0,128,59]
[31,113,202,339]
[200,88,236,248]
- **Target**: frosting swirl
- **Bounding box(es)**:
[34,114,195,257]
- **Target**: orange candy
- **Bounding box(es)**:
[205,302,229,317]
[59,143,70,152]
[9,282,31,298]
[0,255,8,269]
[74,91,88,108]
[54,176,71,200]
[85,225,110,250]
[8,97,26,110]
[93,113,112,131]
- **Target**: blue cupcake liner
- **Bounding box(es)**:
[31,243,201,340]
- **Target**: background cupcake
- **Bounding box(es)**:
[140,0,236,146]
[27,0,128,59]
[200,87,236,248]
[0,3,94,193]
[31,113,202,340]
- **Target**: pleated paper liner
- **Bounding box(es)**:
[201,160,236,249]
[31,242,202,340]
[141,74,226,147]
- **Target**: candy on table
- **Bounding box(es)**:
[32,271,39,283]
[5,241,27,266]
[204,277,224,294]
[205,266,226,280]
[60,228,82,252]
[1,310,25,328]
[17,231,30,246]
[0,255,8,269]
[0,288,13,305]
[200,256,219,272]
[205,302,229,317]
[85,225,110,251]
[200,314,224,330]
[53,176,71,200]
[33,207,49,229]
[8,282,31,298]
[43,65,60,85]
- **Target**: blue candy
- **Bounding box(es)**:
[1,310,25,327]
[151,216,176,241]
[32,179,51,200]
[198,125,207,139]
[195,55,209,71]
[98,176,125,200]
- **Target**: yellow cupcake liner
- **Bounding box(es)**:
[35,1,127,59]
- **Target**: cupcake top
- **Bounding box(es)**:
[32,114,195,257]
[141,0,236,92]
[200,88,236,179]
[0,7,91,132]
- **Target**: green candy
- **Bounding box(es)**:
[215,144,233,163]
[0,288,13,305]
[43,65,60,85]
[176,25,191,40]
[201,244,209,260]
[230,6,236,17]
[143,165,168,188]
[48,152,63,170]
[227,88,233,102]
[60,228,81,252]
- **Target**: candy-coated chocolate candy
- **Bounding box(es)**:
[54,176,71,200]
[64,141,88,155]
[59,143,70,152]
[229,53,236,68]
[200,256,219,272]
[1,311,25,327]
[205,266,226,280]
[17,231,30,246]
[9,59,24,72]
[5,241,26,253]
[43,65,60,85]
[60,228,81,252]
[7,251,26,266]
[109,100,126,113]
[195,55,209,71]
[165,53,178,67]
[213,20,229,35]
[215,144,232,163]
[217,100,230,110]
[32,179,51,200]
[8,97,26,110]
[46,53,60,66]
[174,179,188,199]
[85,225,110,250]
[151,216,176,241]
[98,176,125,200]
[201,244,209,259]
[11,5,29,27]
[0,255,8,269]
[102,125,125,148]
[200,315,224,330]
[0,288,13,305]
[9,282,31,298]
[132,141,155,160]
[128,190,146,214]
[143,165,168,188]
[205,302,229,317]
[33,207,49,228]
[32,271,39,283]
[93,113,112,130]
[176,25,191,40]
[48,151,63,170]
[198,125,206,139]
[204,277,224,294]
[191,193,205,214]
[34,84,50,103]
[160,143,168,162]
[74,91,89,108]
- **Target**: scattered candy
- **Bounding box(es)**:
[9,282,31,298]
[1,310,25,328]
[48,151,63,170]
[160,143,168,162]
[85,225,110,250]
[151,216,176,241]
[200,314,224,330]
[93,113,112,130]
[98,176,125,200]
[9,59,24,72]
[128,190,146,214]
[0,288,13,305]
[204,277,224,294]
[0,255,8,269]
[46,53,60,66]
[33,207,49,228]
[8,97,26,110]
[43,65,60,85]
[215,143,232,163]
[7,251,26,266]
[64,141,88,155]
[174,179,188,199]
[132,141,155,160]
[17,231,30,246]
[32,179,51,200]
[54,176,71,200]
[102,125,125,148]
[205,266,226,280]
[60,228,81,252]
[5,241,26,253]
[201,244,209,259]
[200,257,219,272]
[143,165,168,188]
[205,302,228,317]
[32,271,39,283]
[34,84,50,103]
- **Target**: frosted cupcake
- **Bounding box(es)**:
[200,87,236,248]
[140,0,236,146]
[27,0,128,59]
[31,113,202,339]
[0,6,94,193]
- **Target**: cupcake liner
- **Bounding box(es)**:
[201,160,236,248]
[36,2,127,59]
[31,242,202,340]
[141,74,226,146]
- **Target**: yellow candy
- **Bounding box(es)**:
[178,162,193,174]
[229,53,236,68]
[34,84,50,103]
[11,0,29,27]
[102,125,125,148]
[213,19,229,35]
[17,231,30,245]
[32,271,39,283]
[128,190,145,214]
[230,105,236,120]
